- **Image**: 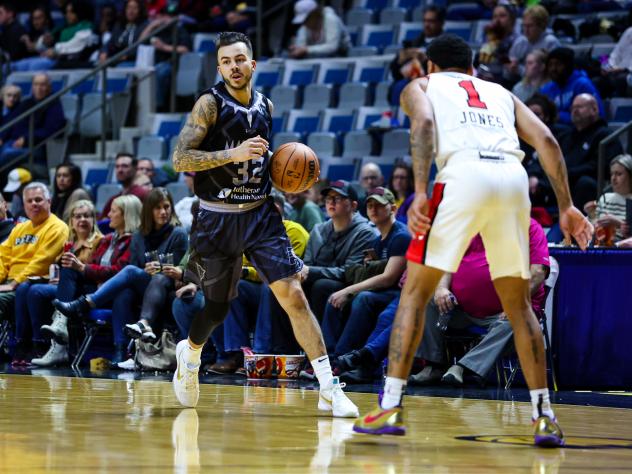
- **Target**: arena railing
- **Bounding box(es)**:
[0,18,179,176]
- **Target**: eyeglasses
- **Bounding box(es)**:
[324,195,348,205]
[361,175,380,181]
[392,175,407,180]
[72,213,93,220]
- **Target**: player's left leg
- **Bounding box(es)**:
[493,277,564,447]
[269,275,359,418]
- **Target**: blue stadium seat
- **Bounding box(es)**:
[379,7,407,25]
[352,59,389,83]
[609,98,632,122]
[343,130,373,158]
[193,33,216,53]
[397,22,423,44]
[270,85,298,113]
[152,114,185,141]
[273,131,302,150]
[303,84,333,110]
[355,106,391,130]
[360,24,397,51]
[137,135,166,161]
[253,62,283,91]
[317,61,354,86]
[282,63,319,87]
[320,156,359,181]
[308,132,339,157]
[286,110,321,137]
[346,7,373,28]
[381,128,410,158]
[362,0,388,10]
[321,108,356,135]
[347,45,379,57]
[444,21,474,42]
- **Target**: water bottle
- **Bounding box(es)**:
[436,295,457,332]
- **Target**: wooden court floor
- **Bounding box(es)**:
[1,374,632,473]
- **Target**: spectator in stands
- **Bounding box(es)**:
[173,171,196,232]
[137,157,170,187]
[42,0,97,69]
[3,167,31,219]
[11,5,55,71]
[320,187,410,359]
[584,154,632,243]
[101,153,150,218]
[53,188,187,364]
[196,1,255,34]
[477,4,518,86]
[557,93,622,209]
[288,0,351,59]
[540,47,605,125]
[0,1,29,61]
[507,5,560,81]
[0,193,13,242]
[206,190,309,373]
[409,219,549,386]
[0,182,68,365]
[512,49,548,103]
[0,84,21,143]
[140,8,191,111]
[50,163,91,222]
[412,5,445,48]
[388,163,414,209]
[19,199,101,366]
[29,195,141,367]
[356,162,384,216]
[286,189,324,232]
[597,25,632,98]
[99,0,148,65]
[0,74,66,178]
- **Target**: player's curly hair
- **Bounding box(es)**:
[426,34,472,71]
[216,32,253,58]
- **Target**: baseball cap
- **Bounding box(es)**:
[3,168,32,193]
[320,180,358,202]
[293,0,318,24]
[366,187,396,205]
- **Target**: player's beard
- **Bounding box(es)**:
[223,69,253,91]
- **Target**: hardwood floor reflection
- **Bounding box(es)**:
[0,374,631,473]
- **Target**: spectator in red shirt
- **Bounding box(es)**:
[410,218,550,386]
[100,153,150,219]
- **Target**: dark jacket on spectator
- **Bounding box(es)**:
[0,19,28,60]
[107,20,148,60]
[303,213,377,282]
[4,96,66,144]
[83,232,133,283]
[0,218,14,243]
[129,225,188,268]
[0,104,22,142]
[557,118,623,184]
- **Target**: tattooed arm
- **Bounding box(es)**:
[172,93,269,172]
[400,78,435,194]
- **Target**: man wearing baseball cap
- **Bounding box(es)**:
[3,168,32,219]
[289,0,351,58]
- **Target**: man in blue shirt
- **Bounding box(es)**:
[320,187,411,359]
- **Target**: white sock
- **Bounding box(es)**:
[185,340,202,367]
[530,388,555,420]
[381,377,406,409]
[311,355,333,389]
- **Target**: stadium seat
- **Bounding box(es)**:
[346,7,373,28]
[347,45,380,57]
[317,61,354,86]
[397,22,423,44]
[412,6,423,22]
[446,2,482,21]
[193,33,216,53]
[351,59,389,83]
[253,62,283,92]
[308,132,339,157]
[394,0,421,9]
[360,24,397,51]
[137,135,166,161]
[79,93,109,138]
[319,156,359,181]
[270,85,298,113]
[60,95,80,133]
[355,106,391,130]
[151,114,185,142]
[176,53,204,96]
[273,131,301,150]
[379,7,407,25]
[609,98,632,122]
[282,62,319,87]
[286,110,321,137]
[360,155,397,180]
[444,21,474,42]
[374,81,391,107]
[96,183,122,213]
[381,128,410,157]
[272,111,286,135]
[338,82,368,109]
[83,162,112,190]
[303,84,333,110]
[343,130,373,158]
[166,182,190,204]
[383,44,400,56]
[358,0,388,10]
[320,108,356,135]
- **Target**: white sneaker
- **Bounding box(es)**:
[173,340,200,408]
[41,311,68,344]
[31,341,69,367]
[318,377,359,418]
[117,357,136,370]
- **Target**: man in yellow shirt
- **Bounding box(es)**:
[207,189,310,374]
[0,182,69,364]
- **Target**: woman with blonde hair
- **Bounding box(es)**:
[27,195,142,367]
[54,188,188,365]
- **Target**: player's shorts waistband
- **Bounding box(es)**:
[446,150,523,166]
[199,198,266,213]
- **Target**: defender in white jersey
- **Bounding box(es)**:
[354,34,593,446]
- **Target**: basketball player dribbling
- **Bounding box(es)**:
[353,35,594,446]
[171,32,357,417]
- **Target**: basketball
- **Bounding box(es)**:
[270,142,320,193]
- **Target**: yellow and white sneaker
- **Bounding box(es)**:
[173,340,200,408]
[318,377,359,418]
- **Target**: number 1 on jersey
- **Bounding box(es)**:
[458,80,488,109]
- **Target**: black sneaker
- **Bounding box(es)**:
[336,350,363,373]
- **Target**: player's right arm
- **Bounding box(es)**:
[172,94,269,172]
[513,94,594,249]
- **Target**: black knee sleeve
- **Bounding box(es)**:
[188,299,230,345]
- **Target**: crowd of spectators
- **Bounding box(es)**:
[0,1,629,384]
